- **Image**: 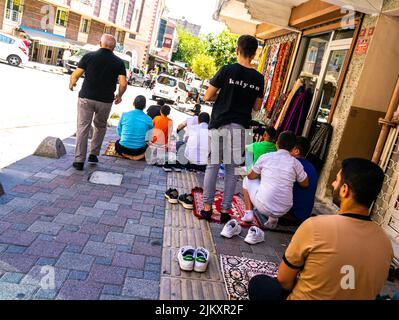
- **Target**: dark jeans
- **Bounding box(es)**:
[115,140,148,156]
[278,211,304,227]
[248,275,290,300]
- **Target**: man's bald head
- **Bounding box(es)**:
[100,34,116,51]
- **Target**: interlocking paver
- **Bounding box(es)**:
[83,241,116,259]
[124,222,151,237]
[79,222,111,236]
[110,196,133,206]
[99,215,127,227]
[122,278,159,299]
[68,270,88,281]
[133,242,162,257]
[102,284,122,296]
[31,193,60,202]
[76,206,104,218]
[5,245,27,254]
[0,282,39,300]
[89,265,126,285]
[140,217,163,228]
[0,229,37,246]
[105,232,135,246]
[113,252,145,269]
[94,201,119,211]
[56,231,90,247]
[57,280,103,300]
[28,221,62,236]
[54,213,85,226]
[56,252,95,272]
[0,253,38,273]
[0,272,25,284]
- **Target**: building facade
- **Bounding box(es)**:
[0,0,164,68]
[169,17,201,36]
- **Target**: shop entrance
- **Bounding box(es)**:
[295,29,354,137]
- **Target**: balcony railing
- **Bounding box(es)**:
[5,8,22,23]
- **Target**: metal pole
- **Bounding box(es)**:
[372,76,399,164]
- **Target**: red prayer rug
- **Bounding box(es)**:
[192,187,261,228]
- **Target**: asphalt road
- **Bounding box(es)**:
[0,62,208,169]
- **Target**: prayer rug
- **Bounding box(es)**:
[192,187,261,228]
[220,254,279,300]
[103,141,145,161]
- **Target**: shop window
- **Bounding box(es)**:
[116,31,124,43]
[55,9,68,27]
[80,18,91,33]
[104,26,112,34]
[5,0,22,22]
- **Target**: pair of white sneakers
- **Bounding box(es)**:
[220,219,265,245]
[177,246,210,272]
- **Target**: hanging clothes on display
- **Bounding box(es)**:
[262,44,280,108]
[265,41,294,112]
[306,123,333,174]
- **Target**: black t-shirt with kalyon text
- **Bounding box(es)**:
[209,63,265,129]
[78,48,127,103]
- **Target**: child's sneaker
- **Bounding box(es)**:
[165,188,179,204]
[264,216,279,230]
[177,246,196,271]
[178,193,194,210]
[242,210,254,223]
[220,219,242,238]
[194,247,210,273]
[244,226,265,245]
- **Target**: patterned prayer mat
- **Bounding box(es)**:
[220,254,279,300]
[103,141,145,161]
[192,187,261,228]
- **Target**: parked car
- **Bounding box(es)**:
[66,45,132,76]
[185,85,199,103]
[128,67,148,86]
[151,74,189,104]
[0,32,29,67]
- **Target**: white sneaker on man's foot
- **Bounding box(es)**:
[244,226,265,245]
[220,219,242,238]
[264,216,279,230]
[242,210,254,223]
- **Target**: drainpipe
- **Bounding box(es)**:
[372,76,399,164]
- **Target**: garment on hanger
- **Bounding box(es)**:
[262,44,280,108]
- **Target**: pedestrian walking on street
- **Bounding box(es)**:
[200,35,265,223]
[62,48,72,69]
[69,34,128,171]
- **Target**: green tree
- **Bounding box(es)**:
[205,30,239,69]
[172,27,205,67]
[191,54,217,102]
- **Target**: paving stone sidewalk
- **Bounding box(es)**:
[0,130,166,300]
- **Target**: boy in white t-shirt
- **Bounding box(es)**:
[242,131,309,229]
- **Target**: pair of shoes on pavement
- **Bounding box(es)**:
[178,246,210,272]
[165,188,193,210]
[242,210,279,230]
[163,164,182,172]
[220,219,265,245]
[73,155,98,171]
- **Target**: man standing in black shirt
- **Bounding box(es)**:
[201,35,265,223]
[146,98,165,119]
[69,34,128,170]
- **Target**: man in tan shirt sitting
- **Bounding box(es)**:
[249,158,393,300]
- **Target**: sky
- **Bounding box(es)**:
[164,0,226,36]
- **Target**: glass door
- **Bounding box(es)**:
[301,29,354,137]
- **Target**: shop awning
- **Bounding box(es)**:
[20,26,72,49]
[214,0,306,38]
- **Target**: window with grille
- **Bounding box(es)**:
[5,0,22,22]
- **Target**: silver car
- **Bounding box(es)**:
[128,67,148,86]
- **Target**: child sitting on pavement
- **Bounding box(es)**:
[152,105,173,148]
[245,126,277,171]
[241,131,309,229]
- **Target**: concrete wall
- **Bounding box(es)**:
[65,12,81,41]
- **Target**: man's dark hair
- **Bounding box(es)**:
[157,99,165,106]
[295,136,311,157]
[277,131,296,151]
[198,112,210,124]
[265,126,277,142]
[134,95,146,110]
[237,35,259,58]
[161,105,171,116]
[193,104,201,116]
[341,158,384,208]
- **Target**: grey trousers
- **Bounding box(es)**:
[75,98,113,163]
[203,123,249,210]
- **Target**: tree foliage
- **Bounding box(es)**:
[204,30,239,69]
[172,27,205,67]
[172,27,238,70]
[191,54,217,82]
